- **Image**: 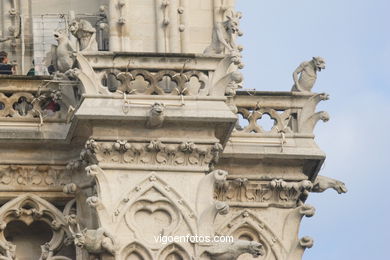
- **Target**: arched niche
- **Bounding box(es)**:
[114,173,196,250]
[0,194,74,259]
[121,242,153,260]
[158,243,191,260]
[216,211,288,260]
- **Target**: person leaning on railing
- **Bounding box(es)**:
[0,51,15,75]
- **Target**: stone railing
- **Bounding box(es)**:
[219,91,331,208]
[232,90,330,136]
[76,52,242,98]
[0,75,79,124]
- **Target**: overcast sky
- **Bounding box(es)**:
[236,0,390,259]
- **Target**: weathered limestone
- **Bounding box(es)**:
[292,57,326,93]
[69,19,99,52]
[0,1,346,259]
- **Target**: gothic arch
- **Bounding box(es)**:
[113,173,196,250]
[216,210,287,260]
[0,194,72,259]
[121,242,153,260]
[158,243,191,260]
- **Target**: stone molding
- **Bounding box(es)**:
[0,165,71,190]
[67,138,223,171]
[215,178,313,208]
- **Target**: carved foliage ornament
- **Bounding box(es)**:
[0,165,71,189]
[68,139,223,170]
[215,178,313,207]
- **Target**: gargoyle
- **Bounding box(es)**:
[204,11,242,55]
[299,111,329,134]
[292,57,326,92]
[47,29,75,75]
[69,19,98,52]
[312,175,348,194]
[197,169,229,236]
[298,93,330,133]
[204,240,264,260]
[146,102,165,128]
[68,224,116,256]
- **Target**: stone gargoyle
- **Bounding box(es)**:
[204,10,243,55]
[312,175,348,194]
[68,224,116,256]
[47,29,76,78]
[292,57,326,92]
[146,102,165,128]
[69,19,98,52]
[203,240,264,260]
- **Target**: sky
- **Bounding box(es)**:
[236,0,390,259]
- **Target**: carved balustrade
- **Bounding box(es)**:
[77,52,241,98]
[0,75,80,124]
[232,90,329,136]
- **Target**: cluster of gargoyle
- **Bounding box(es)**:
[49,9,326,94]
[39,9,346,260]
[48,18,98,77]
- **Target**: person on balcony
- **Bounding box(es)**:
[0,51,15,75]
[27,59,35,76]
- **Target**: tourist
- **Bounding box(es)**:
[27,59,35,76]
[0,51,14,75]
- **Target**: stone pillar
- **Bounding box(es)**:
[108,0,131,51]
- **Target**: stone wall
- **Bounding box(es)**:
[0,1,346,259]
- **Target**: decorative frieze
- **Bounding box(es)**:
[215,178,313,207]
[0,165,71,189]
[67,138,223,171]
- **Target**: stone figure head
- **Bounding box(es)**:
[224,11,242,35]
[247,241,265,257]
[53,29,68,43]
[68,20,80,35]
[69,19,96,35]
[334,180,348,194]
[320,111,330,122]
[312,57,326,71]
[150,102,165,116]
[69,223,87,248]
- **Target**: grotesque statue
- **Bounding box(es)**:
[68,224,116,256]
[146,102,165,128]
[204,10,243,55]
[47,29,75,74]
[312,175,348,194]
[292,57,326,92]
[69,19,98,52]
[204,240,264,260]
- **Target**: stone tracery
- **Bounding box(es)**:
[0,1,346,259]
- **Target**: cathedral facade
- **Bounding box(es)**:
[0,0,346,259]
